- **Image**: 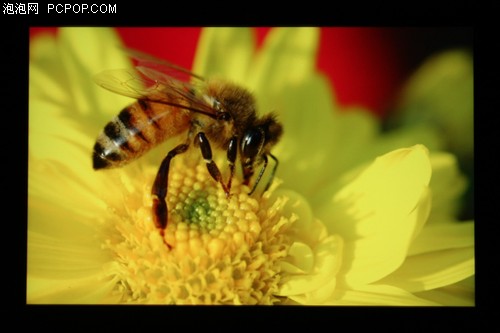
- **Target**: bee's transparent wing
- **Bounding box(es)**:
[94,67,162,100]
[121,47,204,82]
[94,49,217,118]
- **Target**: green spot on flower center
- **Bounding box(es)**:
[177,190,215,227]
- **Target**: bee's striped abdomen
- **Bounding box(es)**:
[92,99,190,170]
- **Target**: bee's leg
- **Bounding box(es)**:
[263,154,279,192]
[151,143,189,240]
[196,132,230,196]
[248,154,268,195]
[247,154,279,195]
[225,136,238,194]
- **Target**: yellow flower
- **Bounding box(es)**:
[28,27,474,305]
[387,49,474,220]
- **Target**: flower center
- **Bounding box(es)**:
[161,158,264,258]
[102,156,295,305]
[178,191,213,225]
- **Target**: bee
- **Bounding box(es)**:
[92,49,283,242]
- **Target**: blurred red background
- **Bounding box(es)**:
[29,27,472,117]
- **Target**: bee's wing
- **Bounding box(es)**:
[122,47,205,81]
[94,52,218,118]
[94,68,158,99]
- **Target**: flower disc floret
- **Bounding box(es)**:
[102,158,295,304]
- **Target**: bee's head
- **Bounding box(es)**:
[240,114,282,185]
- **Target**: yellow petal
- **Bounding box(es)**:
[273,75,340,196]
[27,275,118,304]
[278,234,342,297]
[57,27,135,118]
[30,30,58,61]
[30,35,70,106]
[28,231,109,279]
[28,156,112,217]
[325,284,439,306]
[59,27,132,73]
[283,242,315,273]
[286,274,338,305]
[318,145,432,286]
[308,110,380,206]
[377,247,474,292]
[396,50,473,157]
[271,188,325,246]
[193,27,254,84]
[408,221,474,255]
[322,110,379,181]
[414,276,474,306]
[368,123,444,161]
[29,99,94,161]
[249,27,319,113]
[427,152,468,223]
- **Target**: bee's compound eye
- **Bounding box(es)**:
[241,128,264,160]
[218,112,231,121]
